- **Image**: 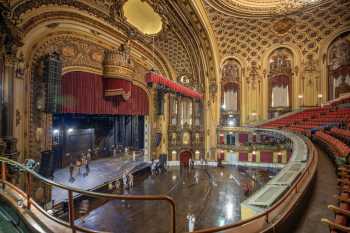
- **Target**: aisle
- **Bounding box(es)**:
[292,147,337,233]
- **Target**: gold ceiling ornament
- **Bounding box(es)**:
[272,17,296,35]
[103,41,135,79]
[122,0,163,35]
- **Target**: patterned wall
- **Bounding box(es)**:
[155,29,193,78]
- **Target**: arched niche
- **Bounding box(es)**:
[327,31,350,100]
[267,48,294,119]
[220,58,241,126]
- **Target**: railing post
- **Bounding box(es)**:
[170,201,176,233]
[26,172,32,209]
[68,190,76,233]
[1,161,6,189]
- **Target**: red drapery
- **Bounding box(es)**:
[270,75,289,87]
[332,65,350,78]
[103,78,132,100]
[223,82,239,91]
[61,71,149,115]
[145,72,203,99]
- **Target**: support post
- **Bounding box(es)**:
[68,190,76,233]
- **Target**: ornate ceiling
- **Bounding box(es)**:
[4,0,217,91]
[204,0,350,63]
[205,0,331,17]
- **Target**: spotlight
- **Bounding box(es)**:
[53,129,59,134]
[67,128,74,134]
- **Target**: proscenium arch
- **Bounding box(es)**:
[319,26,350,101]
[18,6,176,81]
[261,44,302,120]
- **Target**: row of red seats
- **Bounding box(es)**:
[314,131,350,158]
[322,165,350,232]
[330,128,350,141]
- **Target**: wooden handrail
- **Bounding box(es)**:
[194,136,317,233]
[0,158,176,233]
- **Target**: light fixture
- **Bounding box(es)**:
[298,94,303,99]
[317,94,323,98]
[228,120,234,126]
[222,104,226,109]
[251,112,257,116]
[53,129,59,134]
[67,128,74,134]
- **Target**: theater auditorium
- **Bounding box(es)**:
[0,0,349,232]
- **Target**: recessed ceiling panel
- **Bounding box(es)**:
[123,0,163,35]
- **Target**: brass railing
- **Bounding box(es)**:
[0,157,176,233]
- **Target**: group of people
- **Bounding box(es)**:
[150,159,167,175]
[68,149,92,182]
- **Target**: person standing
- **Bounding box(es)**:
[87,149,92,161]
[128,173,134,188]
[69,161,75,182]
[122,173,128,189]
[113,146,117,157]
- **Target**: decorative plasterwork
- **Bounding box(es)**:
[205,0,330,17]
[204,0,350,63]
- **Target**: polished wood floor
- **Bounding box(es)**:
[74,165,279,233]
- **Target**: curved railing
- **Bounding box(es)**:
[0,129,318,233]
[0,157,176,233]
[193,135,318,233]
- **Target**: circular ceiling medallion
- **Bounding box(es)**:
[206,0,327,17]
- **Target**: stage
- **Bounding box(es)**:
[52,152,149,204]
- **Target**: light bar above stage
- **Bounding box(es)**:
[145,71,203,100]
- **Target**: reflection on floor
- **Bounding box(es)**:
[52,154,148,204]
[75,165,279,233]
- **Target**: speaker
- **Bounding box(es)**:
[39,150,55,178]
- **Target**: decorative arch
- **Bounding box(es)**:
[326,31,350,100]
[261,44,301,119]
[266,48,294,118]
[220,58,242,126]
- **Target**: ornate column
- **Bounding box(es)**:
[0,3,22,159]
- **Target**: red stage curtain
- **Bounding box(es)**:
[61,71,149,115]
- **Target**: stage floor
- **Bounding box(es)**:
[74,165,279,233]
[52,153,147,204]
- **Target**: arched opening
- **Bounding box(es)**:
[179,150,192,167]
[267,48,293,119]
[220,58,241,126]
[327,31,350,100]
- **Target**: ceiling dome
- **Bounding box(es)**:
[206,0,327,17]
